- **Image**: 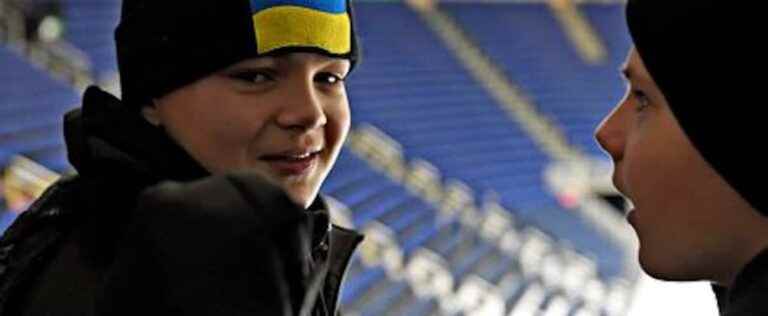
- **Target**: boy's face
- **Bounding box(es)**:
[144,52,351,208]
[595,49,768,284]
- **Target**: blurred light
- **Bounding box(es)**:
[38,16,63,42]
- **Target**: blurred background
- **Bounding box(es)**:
[0,0,719,315]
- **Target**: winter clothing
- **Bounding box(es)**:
[713,249,768,316]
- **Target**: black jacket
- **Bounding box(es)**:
[714,249,768,316]
[0,86,363,315]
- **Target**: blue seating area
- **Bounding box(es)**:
[323,151,472,313]
[61,0,122,80]
[442,3,632,158]
[340,259,440,316]
[324,150,613,315]
[347,3,622,279]
[0,45,76,173]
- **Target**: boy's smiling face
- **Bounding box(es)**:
[144,52,351,208]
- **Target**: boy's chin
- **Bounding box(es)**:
[638,251,706,282]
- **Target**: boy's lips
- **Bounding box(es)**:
[260,149,322,176]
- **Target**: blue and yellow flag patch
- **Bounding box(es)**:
[250,0,352,55]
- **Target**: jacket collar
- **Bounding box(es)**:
[64,86,209,190]
[714,248,768,315]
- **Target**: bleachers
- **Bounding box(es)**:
[347,2,623,279]
[325,144,628,314]
[442,3,632,158]
[61,0,121,81]
[324,151,490,314]
[0,45,75,172]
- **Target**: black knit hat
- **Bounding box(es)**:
[115,0,360,108]
[627,0,766,214]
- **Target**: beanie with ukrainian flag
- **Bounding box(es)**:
[115,0,359,108]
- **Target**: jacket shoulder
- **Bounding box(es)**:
[0,175,83,313]
[0,175,82,245]
[720,248,768,316]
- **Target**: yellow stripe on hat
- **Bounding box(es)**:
[253,5,351,55]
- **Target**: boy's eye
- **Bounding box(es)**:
[633,90,650,112]
[315,73,344,85]
[229,71,274,83]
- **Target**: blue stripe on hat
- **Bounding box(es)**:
[250,0,346,14]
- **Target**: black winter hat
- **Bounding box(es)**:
[115,0,360,109]
[627,0,767,214]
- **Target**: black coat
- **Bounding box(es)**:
[714,249,768,316]
[0,87,363,315]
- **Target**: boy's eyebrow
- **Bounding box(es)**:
[227,58,278,70]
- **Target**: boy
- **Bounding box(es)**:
[0,0,363,315]
[596,1,767,315]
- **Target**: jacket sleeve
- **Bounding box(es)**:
[96,171,319,316]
